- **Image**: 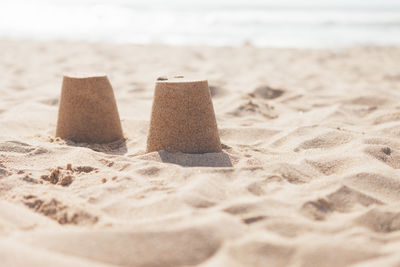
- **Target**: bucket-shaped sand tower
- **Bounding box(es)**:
[56,75,123,143]
[146,76,222,153]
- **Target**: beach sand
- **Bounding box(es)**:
[1,40,400,266]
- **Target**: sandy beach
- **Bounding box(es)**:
[1,40,400,266]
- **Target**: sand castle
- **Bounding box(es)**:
[146,76,222,153]
[56,75,123,143]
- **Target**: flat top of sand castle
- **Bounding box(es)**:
[63,73,107,79]
[156,76,207,84]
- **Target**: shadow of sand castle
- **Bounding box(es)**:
[65,138,127,155]
[157,150,233,167]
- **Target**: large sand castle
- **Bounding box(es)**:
[147,77,222,153]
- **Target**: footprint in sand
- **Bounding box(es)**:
[20,221,232,267]
[364,145,400,169]
[355,208,400,233]
[252,85,285,99]
[22,195,98,225]
[229,97,278,119]
[272,163,316,184]
[372,112,400,125]
[344,172,400,202]
[301,185,382,221]
[0,161,10,177]
[305,157,351,176]
[0,141,36,154]
[226,239,294,267]
[347,96,388,107]
[294,131,353,152]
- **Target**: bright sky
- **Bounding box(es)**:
[3,0,400,8]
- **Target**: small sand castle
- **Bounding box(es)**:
[56,75,123,143]
[146,76,222,153]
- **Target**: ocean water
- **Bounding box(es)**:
[1,0,400,48]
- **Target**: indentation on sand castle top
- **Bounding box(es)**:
[147,76,222,154]
[56,75,123,144]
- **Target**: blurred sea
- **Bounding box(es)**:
[1,0,400,48]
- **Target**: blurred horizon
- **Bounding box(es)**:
[1,0,400,48]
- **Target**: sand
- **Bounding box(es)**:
[0,40,400,266]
